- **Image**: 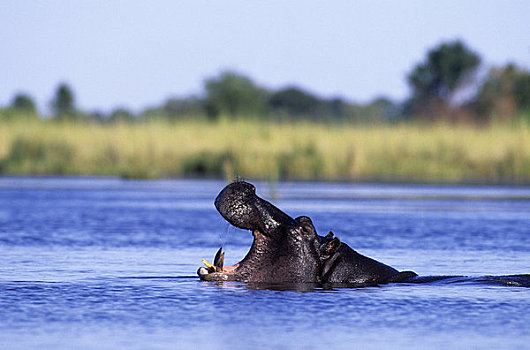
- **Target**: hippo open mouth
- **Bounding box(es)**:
[197,181,417,284]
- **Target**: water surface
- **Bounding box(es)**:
[1,177,529,349]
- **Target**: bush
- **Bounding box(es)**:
[2,136,75,174]
[181,150,237,179]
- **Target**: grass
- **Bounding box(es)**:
[1,118,530,183]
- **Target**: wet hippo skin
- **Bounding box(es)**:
[198,181,417,285]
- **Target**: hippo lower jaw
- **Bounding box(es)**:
[197,258,241,281]
[197,230,268,282]
[198,225,319,283]
[197,268,233,281]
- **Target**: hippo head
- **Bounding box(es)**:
[197,181,341,283]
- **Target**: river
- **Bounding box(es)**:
[1,177,529,349]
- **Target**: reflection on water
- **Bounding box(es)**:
[0,177,529,349]
[198,274,530,292]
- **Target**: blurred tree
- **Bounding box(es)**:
[109,108,136,123]
[514,70,530,112]
[204,71,268,119]
[269,87,322,117]
[86,110,106,123]
[11,93,37,115]
[407,40,481,119]
[473,64,530,121]
[50,83,77,120]
[365,97,401,122]
[163,96,204,119]
[325,97,347,118]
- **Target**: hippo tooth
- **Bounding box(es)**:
[213,247,223,267]
[216,252,225,271]
[202,258,215,269]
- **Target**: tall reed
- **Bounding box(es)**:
[1,118,529,183]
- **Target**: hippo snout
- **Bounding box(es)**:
[214,181,296,236]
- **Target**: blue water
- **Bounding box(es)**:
[1,177,529,349]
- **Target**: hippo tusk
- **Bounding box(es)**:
[202,247,225,272]
[214,247,225,270]
[202,258,215,269]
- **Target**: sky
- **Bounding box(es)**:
[1,1,529,114]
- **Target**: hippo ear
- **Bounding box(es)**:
[320,237,341,256]
[328,237,341,253]
[320,237,341,279]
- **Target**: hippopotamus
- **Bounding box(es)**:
[197,180,417,285]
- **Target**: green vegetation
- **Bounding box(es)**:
[3,40,530,125]
[1,118,529,183]
[11,94,38,115]
[406,40,481,119]
[204,71,269,119]
[1,39,529,183]
[474,64,530,122]
[50,83,80,121]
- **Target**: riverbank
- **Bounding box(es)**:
[1,119,529,183]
